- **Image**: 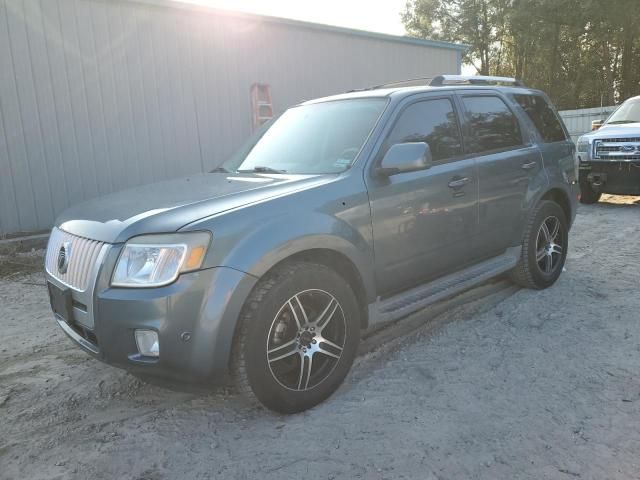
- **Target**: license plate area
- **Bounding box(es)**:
[47,281,74,325]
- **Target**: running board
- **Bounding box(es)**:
[368,247,521,327]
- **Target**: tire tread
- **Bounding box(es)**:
[579,178,602,204]
[509,200,557,289]
[230,261,330,404]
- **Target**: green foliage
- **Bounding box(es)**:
[402,0,640,109]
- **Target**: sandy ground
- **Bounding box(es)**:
[1,194,639,480]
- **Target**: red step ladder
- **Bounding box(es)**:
[251,83,273,130]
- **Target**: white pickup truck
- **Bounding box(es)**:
[576,96,640,203]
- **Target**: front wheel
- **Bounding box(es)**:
[509,200,568,289]
[231,262,360,413]
[579,178,602,204]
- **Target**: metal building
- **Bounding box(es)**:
[0,0,465,236]
[558,106,617,142]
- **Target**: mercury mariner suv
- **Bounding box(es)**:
[576,95,640,203]
[45,75,578,413]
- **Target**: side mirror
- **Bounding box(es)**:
[591,119,604,131]
[377,142,433,176]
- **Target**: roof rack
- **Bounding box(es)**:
[429,75,525,87]
[372,77,435,89]
[346,77,435,93]
[346,74,524,94]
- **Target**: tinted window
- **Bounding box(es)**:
[385,98,462,162]
[514,94,566,143]
[462,96,522,154]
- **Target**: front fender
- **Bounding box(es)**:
[181,174,375,301]
[218,212,376,302]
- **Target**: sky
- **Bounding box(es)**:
[185,0,408,35]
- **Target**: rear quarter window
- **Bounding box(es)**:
[461,96,523,155]
[514,94,567,143]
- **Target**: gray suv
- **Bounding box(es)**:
[45,75,578,413]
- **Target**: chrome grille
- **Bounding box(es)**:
[594,139,640,160]
[45,228,106,291]
[596,137,640,143]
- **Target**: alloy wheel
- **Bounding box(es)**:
[266,289,346,391]
[535,215,564,275]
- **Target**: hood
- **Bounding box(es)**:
[57,172,329,243]
[583,122,640,140]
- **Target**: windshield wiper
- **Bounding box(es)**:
[608,120,640,124]
[209,166,230,173]
[237,166,287,174]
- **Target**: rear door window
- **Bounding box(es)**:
[384,98,463,162]
[514,94,567,143]
[461,96,523,155]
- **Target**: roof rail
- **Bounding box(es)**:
[372,77,434,89]
[430,75,525,87]
[345,74,524,94]
[346,77,434,93]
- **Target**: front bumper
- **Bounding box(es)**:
[46,263,257,384]
[579,160,640,195]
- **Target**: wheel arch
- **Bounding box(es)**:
[540,187,572,223]
[252,248,371,330]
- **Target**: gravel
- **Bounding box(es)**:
[1,194,639,480]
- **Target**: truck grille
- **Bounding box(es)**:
[45,228,106,291]
[594,138,640,160]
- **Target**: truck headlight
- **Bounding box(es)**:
[112,232,211,287]
[576,137,590,154]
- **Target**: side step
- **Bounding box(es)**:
[368,247,521,327]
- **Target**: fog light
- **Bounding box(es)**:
[135,330,159,357]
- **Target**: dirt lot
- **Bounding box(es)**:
[1,195,639,480]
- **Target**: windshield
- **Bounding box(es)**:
[606,98,640,125]
[224,98,387,174]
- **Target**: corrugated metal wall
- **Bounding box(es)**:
[559,106,617,142]
[0,0,462,236]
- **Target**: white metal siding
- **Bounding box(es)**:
[559,106,617,142]
[0,0,461,235]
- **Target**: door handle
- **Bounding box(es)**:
[448,177,470,189]
[522,161,537,170]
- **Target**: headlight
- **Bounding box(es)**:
[576,137,590,154]
[112,232,211,287]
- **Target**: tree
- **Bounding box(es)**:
[402,0,510,75]
[402,0,640,109]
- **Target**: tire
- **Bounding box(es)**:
[230,261,360,414]
[509,200,568,290]
[579,178,602,204]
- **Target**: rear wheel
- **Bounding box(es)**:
[579,178,602,204]
[231,261,360,413]
[510,200,568,289]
